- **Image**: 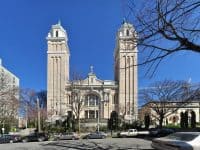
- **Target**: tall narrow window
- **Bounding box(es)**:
[85,111,88,119]
[126,30,129,36]
[56,31,59,37]
[96,110,98,119]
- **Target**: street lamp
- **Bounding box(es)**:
[97,97,101,132]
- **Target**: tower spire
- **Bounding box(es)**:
[58,19,61,25]
[122,17,126,24]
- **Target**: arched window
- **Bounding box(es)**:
[126,29,129,36]
[84,94,99,106]
[56,31,59,37]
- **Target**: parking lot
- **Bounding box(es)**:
[0,138,153,150]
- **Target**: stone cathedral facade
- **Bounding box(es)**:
[47,21,138,124]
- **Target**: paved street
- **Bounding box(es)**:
[0,138,154,150]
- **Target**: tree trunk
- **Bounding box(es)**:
[159,115,164,128]
[78,116,80,133]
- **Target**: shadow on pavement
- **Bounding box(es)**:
[40,140,154,150]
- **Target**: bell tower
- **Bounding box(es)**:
[47,21,70,119]
[114,21,138,121]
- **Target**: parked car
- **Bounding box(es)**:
[151,132,200,150]
[149,128,174,137]
[22,132,48,142]
[119,129,138,137]
[8,134,22,143]
[54,132,79,140]
[82,132,106,139]
[97,131,107,137]
[119,129,149,138]
[0,134,21,144]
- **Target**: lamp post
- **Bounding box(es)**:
[37,98,41,133]
[97,98,100,132]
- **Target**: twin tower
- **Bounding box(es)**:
[47,21,138,123]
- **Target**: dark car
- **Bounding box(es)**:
[22,132,48,142]
[8,134,22,143]
[54,132,79,140]
[0,134,21,144]
[82,132,106,139]
[149,128,174,137]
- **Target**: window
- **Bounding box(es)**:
[56,31,58,37]
[85,111,88,119]
[89,110,95,119]
[89,98,95,106]
[126,30,129,36]
[96,110,98,118]
[85,94,99,106]
[69,96,71,104]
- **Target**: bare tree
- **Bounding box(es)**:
[20,89,37,128]
[37,90,47,130]
[127,0,200,76]
[0,72,19,131]
[70,71,84,133]
[20,89,47,130]
[140,80,200,128]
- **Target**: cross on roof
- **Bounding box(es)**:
[90,65,94,74]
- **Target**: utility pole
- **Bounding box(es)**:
[37,98,41,133]
[26,103,28,128]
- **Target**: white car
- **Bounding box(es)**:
[119,129,138,137]
[151,132,200,150]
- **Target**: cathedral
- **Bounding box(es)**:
[47,21,138,124]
